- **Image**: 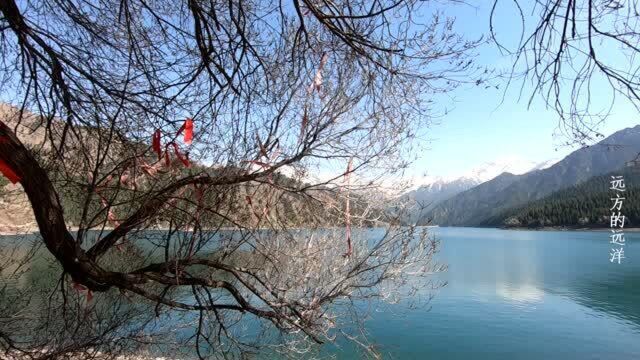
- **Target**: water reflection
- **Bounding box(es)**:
[2,228,640,359]
[496,283,544,303]
[556,270,640,330]
[434,227,640,328]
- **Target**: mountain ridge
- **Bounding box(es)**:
[400,157,559,224]
[419,125,640,226]
[481,167,640,228]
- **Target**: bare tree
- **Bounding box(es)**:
[0,0,477,358]
[491,0,640,145]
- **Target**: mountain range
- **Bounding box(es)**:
[400,156,558,224]
[412,125,640,226]
[481,167,640,228]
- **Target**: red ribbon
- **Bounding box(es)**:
[308,53,329,94]
[151,122,195,170]
[0,159,20,184]
[177,118,194,145]
[171,142,190,167]
[344,157,353,257]
[152,130,162,158]
[184,118,193,145]
[72,281,94,303]
[344,157,353,182]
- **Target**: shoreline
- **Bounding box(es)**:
[0,224,372,236]
[0,226,233,236]
[498,226,640,232]
[3,225,640,236]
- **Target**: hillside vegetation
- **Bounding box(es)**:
[0,104,380,232]
[481,168,640,228]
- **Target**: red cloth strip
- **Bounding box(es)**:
[0,158,20,184]
[72,281,94,303]
[177,118,194,145]
[171,142,190,167]
[344,157,353,257]
[152,130,162,158]
[184,118,193,145]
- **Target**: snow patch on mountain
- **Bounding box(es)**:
[409,155,560,191]
[461,155,558,183]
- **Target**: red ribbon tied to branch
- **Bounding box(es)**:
[177,118,194,145]
[308,52,329,94]
[0,158,20,184]
[152,117,193,169]
[344,157,353,257]
[152,130,162,159]
[72,281,94,303]
[171,142,190,168]
[0,136,20,184]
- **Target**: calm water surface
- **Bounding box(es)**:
[332,227,640,359]
[2,227,639,359]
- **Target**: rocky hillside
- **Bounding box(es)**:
[0,104,380,233]
[0,104,49,232]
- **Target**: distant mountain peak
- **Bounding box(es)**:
[531,158,560,171]
[407,155,558,191]
[461,155,558,183]
[421,125,640,226]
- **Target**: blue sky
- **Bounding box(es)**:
[403,1,640,180]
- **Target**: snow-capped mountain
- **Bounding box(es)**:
[423,125,640,226]
[461,156,559,183]
[530,158,560,171]
[409,156,559,190]
[398,176,480,224]
[398,156,558,224]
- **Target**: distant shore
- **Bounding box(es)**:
[499,226,640,232]
[0,225,224,236]
[0,349,180,360]
[3,224,639,236]
[0,224,354,236]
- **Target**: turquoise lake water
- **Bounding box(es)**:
[2,227,639,359]
[328,227,640,359]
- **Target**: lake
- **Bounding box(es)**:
[1,227,639,359]
[328,227,640,359]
